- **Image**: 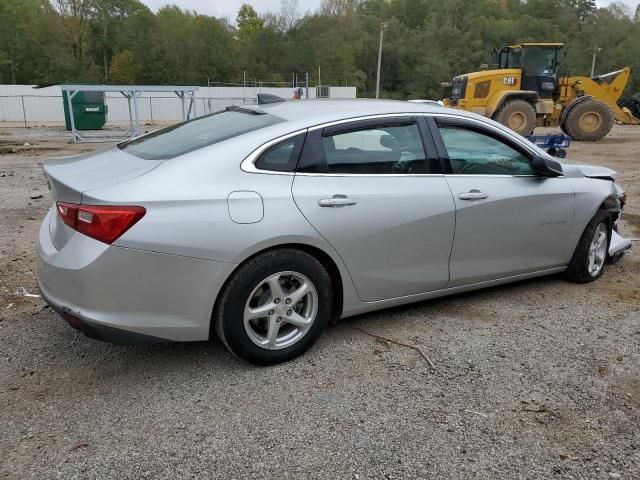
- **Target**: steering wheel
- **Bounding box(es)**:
[456,158,514,175]
[393,150,423,173]
[392,159,409,173]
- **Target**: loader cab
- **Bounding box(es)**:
[493,43,563,99]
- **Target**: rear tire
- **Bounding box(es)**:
[564,210,611,284]
[563,99,613,141]
[214,249,333,365]
[494,99,537,136]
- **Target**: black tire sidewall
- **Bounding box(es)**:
[559,122,569,135]
[218,250,332,365]
[565,210,611,283]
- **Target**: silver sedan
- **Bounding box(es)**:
[37,99,631,364]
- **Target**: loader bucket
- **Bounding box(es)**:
[579,67,640,125]
[616,105,640,125]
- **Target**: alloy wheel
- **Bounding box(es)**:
[243,271,318,350]
[587,223,607,277]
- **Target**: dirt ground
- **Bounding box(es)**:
[0,124,639,479]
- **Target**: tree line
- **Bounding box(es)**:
[1,0,639,99]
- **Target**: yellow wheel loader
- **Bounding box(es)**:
[442,43,640,140]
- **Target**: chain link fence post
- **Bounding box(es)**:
[21,95,27,127]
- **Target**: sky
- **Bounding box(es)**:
[138,0,639,20]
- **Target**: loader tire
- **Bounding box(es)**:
[563,99,613,141]
[494,99,536,136]
[559,122,569,136]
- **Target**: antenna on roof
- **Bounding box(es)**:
[257,93,285,105]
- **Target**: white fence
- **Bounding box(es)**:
[0,84,357,126]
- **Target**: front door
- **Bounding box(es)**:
[433,118,574,287]
[292,117,456,302]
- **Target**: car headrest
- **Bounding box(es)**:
[380,134,397,150]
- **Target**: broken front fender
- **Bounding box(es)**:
[609,230,632,258]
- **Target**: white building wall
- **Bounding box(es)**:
[0,84,357,124]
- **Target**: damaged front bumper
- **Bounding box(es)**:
[609,183,632,259]
[609,229,632,258]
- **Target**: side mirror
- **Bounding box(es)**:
[546,147,566,158]
[532,155,563,177]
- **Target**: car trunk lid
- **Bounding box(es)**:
[43,147,163,250]
[44,147,162,203]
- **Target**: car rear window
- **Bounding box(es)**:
[119,109,284,160]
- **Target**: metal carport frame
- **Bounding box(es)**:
[61,84,199,142]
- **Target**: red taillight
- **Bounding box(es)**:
[56,202,146,244]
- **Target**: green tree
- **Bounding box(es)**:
[90,0,143,81]
[0,0,54,84]
[109,49,135,83]
[237,4,264,39]
[561,0,597,23]
[0,0,638,99]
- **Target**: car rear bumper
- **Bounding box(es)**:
[37,209,234,343]
[39,287,168,344]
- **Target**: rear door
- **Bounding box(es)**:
[431,116,574,287]
[292,116,456,302]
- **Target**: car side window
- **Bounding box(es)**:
[321,122,428,174]
[254,133,305,172]
[438,126,535,175]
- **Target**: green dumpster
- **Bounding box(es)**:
[62,90,108,130]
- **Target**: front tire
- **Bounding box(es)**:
[564,210,611,283]
[494,99,537,137]
[214,249,333,365]
[559,121,569,136]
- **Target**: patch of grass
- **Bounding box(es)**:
[0,146,16,154]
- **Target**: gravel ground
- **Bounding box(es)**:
[1,125,639,479]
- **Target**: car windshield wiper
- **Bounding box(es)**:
[225,105,266,115]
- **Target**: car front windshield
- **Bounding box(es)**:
[119,109,284,160]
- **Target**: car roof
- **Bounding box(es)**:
[222,98,537,154]
[247,99,452,128]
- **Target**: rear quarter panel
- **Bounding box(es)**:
[81,140,362,318]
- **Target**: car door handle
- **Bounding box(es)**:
[458,190,489,201]
[318,195,357,207]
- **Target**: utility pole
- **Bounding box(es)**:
[591,46,602,77]
[375,22,389,99]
